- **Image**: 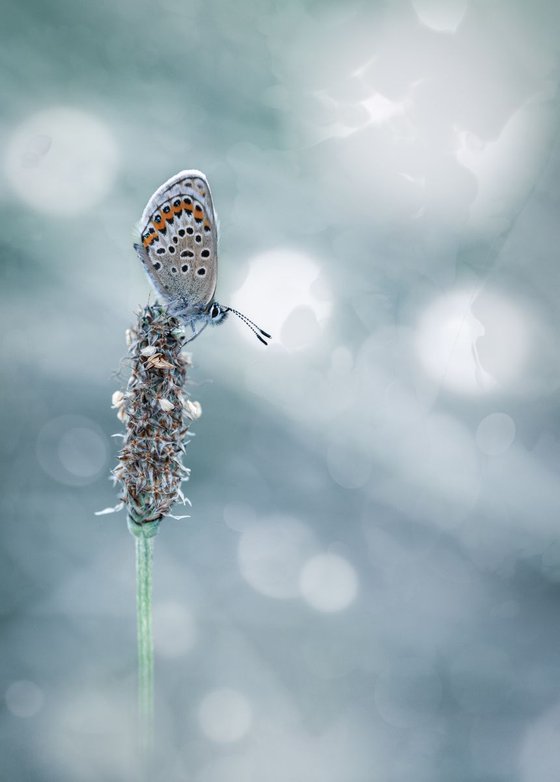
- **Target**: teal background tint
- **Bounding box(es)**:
[2,1,560,780]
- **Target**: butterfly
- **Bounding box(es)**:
[134,169,270,345]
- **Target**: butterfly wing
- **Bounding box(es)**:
[135,170,219,321]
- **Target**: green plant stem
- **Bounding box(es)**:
[129,517,159,766]
[136,532,154,750]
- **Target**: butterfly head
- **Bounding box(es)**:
[207,301,229,325]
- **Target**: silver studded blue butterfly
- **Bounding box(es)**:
[134,169,270,345]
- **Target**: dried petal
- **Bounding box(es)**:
[95,502,124,516]
[158,398,174,412]
[183,399,202,420]
[149,356,175,369]
[111,390,125,408]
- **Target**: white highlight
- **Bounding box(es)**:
[299,553,358,613]
[5,680,44,718]
[361,92,407,125]
[314,90,407,141]
[198,688,252,743]
[5,107,118,215]
[232,250,331,350]
[415,290,529,395]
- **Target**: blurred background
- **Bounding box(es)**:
[2,0,560,779]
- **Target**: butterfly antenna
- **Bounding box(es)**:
[225,308,271,346]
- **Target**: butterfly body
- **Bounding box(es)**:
[134,170,269,344]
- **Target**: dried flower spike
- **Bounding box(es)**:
[112,303,200,535]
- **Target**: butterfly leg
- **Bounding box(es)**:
[182,321,209,344]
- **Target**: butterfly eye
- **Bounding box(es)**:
[210,303,221,319]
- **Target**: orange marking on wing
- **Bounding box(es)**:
[172,203,183,215]
[153,216,165,232]
[143,233,157,248]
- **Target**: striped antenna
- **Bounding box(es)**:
[225,307,271,346]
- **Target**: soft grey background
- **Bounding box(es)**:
[2,1,560,780]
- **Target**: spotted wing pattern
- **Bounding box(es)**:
[135,170,218,321]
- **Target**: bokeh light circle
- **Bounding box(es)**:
[5,107,118,215]
[299,553,358,612]
[326,437,372,489]
[238,516,316,599]
[475,413,516,456]
[232,250,331,350]
[5,680,44,718]
[36,415,108,486]
[198,688,252,743]
[412,0,468,32]
[520,702,560,782]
